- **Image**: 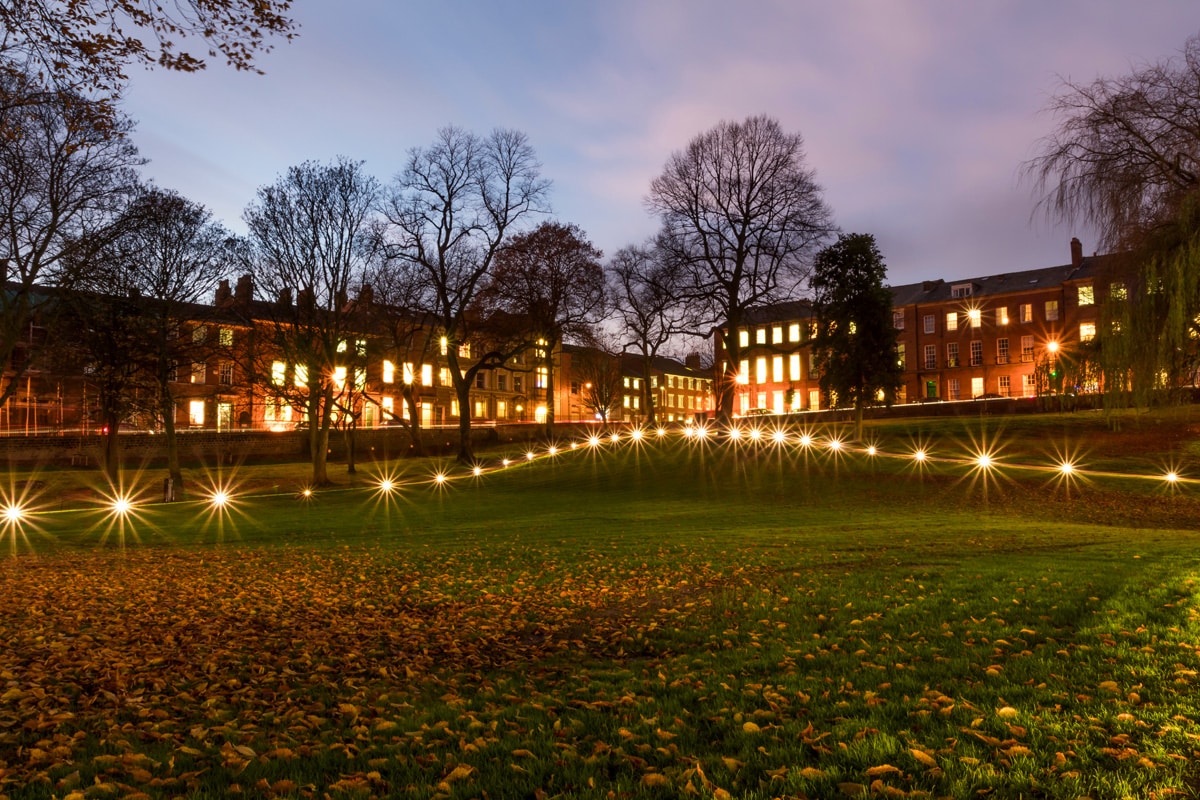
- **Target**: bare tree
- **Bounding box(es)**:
[482,221,604,433]
[244,157,380,485]
[0,1,296,133]
[1024,33,1200,404]
[647,115,835,420]
[608,241,696,425]
[571,343,623,424]
[0,78,141,409]
[382,126,549,463]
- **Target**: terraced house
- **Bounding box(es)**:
[717,239,1112,415]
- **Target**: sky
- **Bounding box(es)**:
[121,0,1200,288]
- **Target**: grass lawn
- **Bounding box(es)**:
[1,409,1199,799]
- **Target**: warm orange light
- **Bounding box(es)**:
[547,446,558,456]
[3,504,24,524]
[209,490,230,508]
[630,428,644,441]
[526,451,536,461]
[1046,340,1060,353]
[1165,471,1179,483]
[772,430,787,444]
[656,427,667,437]
[588,435,601,447]
[913,449,927,462]
[610,433,620,443]
[472,466,483,476]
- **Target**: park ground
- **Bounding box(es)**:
[1,407,1199,799]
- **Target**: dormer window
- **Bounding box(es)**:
[950,283,973,298]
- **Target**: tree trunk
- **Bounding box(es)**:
[854,402,865,442]
[642,353,656,425]
[405,389,425,457]
[344,419,357,475]
[103,415,121,483]
[162,395,185,499]
[455,381,474,464]
[309,387,331,485]
[543,348,555,437]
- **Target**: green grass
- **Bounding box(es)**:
[1,411,1199,799]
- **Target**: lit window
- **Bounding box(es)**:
[738,329,749,348]
[271,361,286,386]
[294,365,307,387]
[1020,304,1033,323]
[892,310,905,330]
[1078,285,1094,306]
[1021,336,1034,361]
[356,339,367,356]
[191,361,206,384]
[536,367,547,389]
[895,343,905,370]
[737,360,749,384]
[337,340,348,353]
[1110,282,1127,301]
[439,367,450,385]
[789,354,801,380]
[381,396,394,420]
[383,360,395,383]
[633,378,641,390]
[755,357,767,384]
[788,323,801,342]
[1080,322,1096,341]
[403,362,414,385]
[1044,300,1059,321]
[772,355,783,382]
[188,400,205,426]
[995,307,1009,325]
[333,366,347,390]
[968,309,981,328]
[440,336,448,356]
[219,328,233,346]
[756,328,766,344]
[772,326,783,344]
[458,343,470,358]
[218,361,233,385]
[192,326,207,343]
[421,364,433,387]
[946,312,958,332]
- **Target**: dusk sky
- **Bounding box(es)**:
[122,1,1199,287]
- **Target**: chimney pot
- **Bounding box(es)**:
[1070,237,1084,268]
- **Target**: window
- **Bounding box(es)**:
[772,355,783,382]
[498,374,508,391]
[336,340,348,353]
[191,361,206,384]
[789,353,801,381]
[294,364,307,387]
[755,357,767,384]
[667,375,675,388]
[403,362,414,385]
[192,325,207,343]
[536,366,547,389]
[923,345,936,370]
[188,400,205,426]
[923,314,935,334]
[1022,373,1036,396]
[333,366,347,390]
[513,376,522,393]
[969,340,982,366]
[1080,322,1096,341]
[439,367,450,386]
[383,360,395,383]
[440,336,448,356]
[1020,304,1033,323]
[1110,282,1127,301]
[946,342,960,367]
[968,309,981,328]
[1044,300,1059,321]
[1021,336,1034,362]
[738,360,749,384]
[948,378,960,400]
[892,310,905,329]
[971,377,984,398]
[772,326,783,344]
[355,339,367,357]
[998,375,1011,397]
[755,328,766,345]
[951,283,973,298]
[458,342,470,358]
[995,307,1009,326]
[946,312,958,332]
[271,361,286,386]
[738,329,749,348]
[895,343,905,370]
[1078,285,1094,306]
[218,361,233,385]
[788,323,800,342]
[475,372,486,389]
[219,327,233,347]
[996,338,1009,364]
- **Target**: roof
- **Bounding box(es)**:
[887,256,1105,306]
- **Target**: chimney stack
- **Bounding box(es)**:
[277,287,292,308]
[234,274,253,304]
[1070,237,1083,268]
[214,279,231,306]
[685,352,701,370]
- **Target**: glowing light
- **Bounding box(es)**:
[728,427,742,441]
[1058,461,1075,475]
[433,473,447,485]
[300,487,313,499]
[630,428,644,442]
[684,427,697,439]
[827,438,843,452]
[209,490,230,508]
[799,434,813,448]
[866,445,877,456]
[3,504,24,524]
[526,451,536,461]
[748,428,762,442]
[110,496,134,516]
[547,446,558,456]
[1046,340,1060,353]
[502,459,511,467]
[472,466,483,476]
[570,442,578,449]
[378,478,395,494]
[1165,471,1179,483]
[975,454,993,469]
[588,435,601,447]
[656,427,667,438]
[772,430,787,444]
[610,433,621,443]
[696,426,709,439]
[913,449,927,462]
